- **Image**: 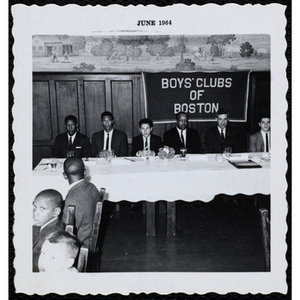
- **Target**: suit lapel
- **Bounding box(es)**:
[174,128,182,145]
[140,135,145,150]
[214,126,223,145]
[33,219,58,248]
[99,130,105,150]
[259,132,265,151]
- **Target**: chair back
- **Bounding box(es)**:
[89,188,105,253]
[259,208,270,271]
[65,205,75,234]
[77,245,89,272]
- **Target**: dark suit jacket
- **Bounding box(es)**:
[53,132,91,158]
[131,134,163,156]
[248,131,267,152]
[163,127,202,154]
[62,180,101,248]
[32,218,65,272]
[90,129,128,157]
[204,125,241,153]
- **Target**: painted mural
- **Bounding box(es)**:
[32,34,270,72]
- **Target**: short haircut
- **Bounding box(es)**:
[175,111,188,121]
[35,189,63,209]
[139,118,153,128]
[65,115,78,124]
[101,111,114,121]
[63,157,85,177]
[258,113,270,122]
[46,231,81,259]
[216,108,229,117]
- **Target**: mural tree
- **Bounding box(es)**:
[146,35,174,57]
[174,35,189,70]
[99,38,114,56]
[206,35,236,58]
[240,42,254,58]
[69,36,86,54]
[117,35,149,62]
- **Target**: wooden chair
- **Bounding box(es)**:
[77,245,89,273]
[259,208,270,271]
[64,206,89,272]
[88,187,105,272]
[65,205,75,234]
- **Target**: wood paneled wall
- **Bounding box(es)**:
[32,71,270,168]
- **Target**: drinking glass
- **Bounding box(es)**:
[224,147,232,158]
[180,147,187,160]
[50,158,58,171]
[108,149,115,161]
[67,150,75,158]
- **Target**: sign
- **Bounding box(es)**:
[143,71,250,123]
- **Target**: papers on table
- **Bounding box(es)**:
[187,154,208,161]
[227,153,250,162]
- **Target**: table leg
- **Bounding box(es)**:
[146,201,155,236]
[167,202,176,236]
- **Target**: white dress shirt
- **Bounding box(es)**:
[261,130,271,152]
[176,127,187,147]
[103,129,114,151]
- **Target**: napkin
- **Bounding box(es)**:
[188,154,208,161]
[250,156,262,164]
[111,158,132,165]
[228,153,249,162]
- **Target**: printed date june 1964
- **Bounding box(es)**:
[137,20,172,26]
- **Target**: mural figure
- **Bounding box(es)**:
[51,50,58,63]
[33,34,270,72]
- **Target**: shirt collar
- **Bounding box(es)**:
[40,217,58,231]
[261,130,270,135]
[68,132,77,141]
[218,126,226,134]
[176,127,186,134]
[105,129,114,136]
[69,178,85,189]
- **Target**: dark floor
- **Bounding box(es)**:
[96,195,270,273]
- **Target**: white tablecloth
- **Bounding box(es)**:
[32,153,270,202]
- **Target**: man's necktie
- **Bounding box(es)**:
[181,130,184,147]
[221,129,225,149]
[69,136,72,149]
[266,132,269,152]
[106,133,109,150]
[145,138,148,150]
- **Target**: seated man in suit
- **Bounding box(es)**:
[248,114,270,152]
[32,189,65,272]
[163,111,203,154]
[204,108,241,153]
[62,157,101,248]
[131,118,163,156]
[53,115,91,158]
[90,111,128,157]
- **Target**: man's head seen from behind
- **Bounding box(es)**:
[63,157,85,184]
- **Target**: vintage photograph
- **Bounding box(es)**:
[12,3,288,296]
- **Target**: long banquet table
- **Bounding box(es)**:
[33,153,270,236]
